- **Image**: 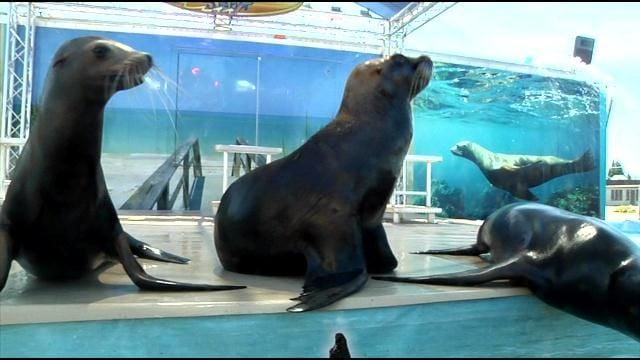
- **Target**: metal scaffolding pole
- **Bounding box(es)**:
[0,2,34,198]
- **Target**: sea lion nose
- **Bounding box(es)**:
[417,56,433,71]
[144,53,153,67]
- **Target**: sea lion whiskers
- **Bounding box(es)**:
[140,67,180,135]
[121,55,151,88]
[104,65,125,99]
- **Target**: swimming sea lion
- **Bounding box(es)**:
[214,53,433,312]
[373,202,640,341]
[0,36,244,292]
[450,141,596,201]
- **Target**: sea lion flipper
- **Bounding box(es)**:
[287,269,368,312]
[0,228,14,291]
[114,233,246,291]
[362,224,397,273]
[576,149,596,172]
[126,233,190,264]
[329,333,351,359]
[287,221,369,312]
[411,243,488,256]
[372,257,524,286]
[510,187,538,201]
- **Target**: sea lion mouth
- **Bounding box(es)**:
[450,146,463,156]
[107,58,151,90]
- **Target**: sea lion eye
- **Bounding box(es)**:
[93,45,110,59]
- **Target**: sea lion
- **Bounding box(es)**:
[373,202,640,342]
[0,36,244,292]
[450,141,596,201]
[329,333,351,359]
[214,53,433,312]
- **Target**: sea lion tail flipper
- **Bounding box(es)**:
[0,228,15,291]
[411,243,487,256]
[372,257,524,286]
[287,269,368,312]
[576,149,596,172]
[114,233,246,291]
[126,233,190,264]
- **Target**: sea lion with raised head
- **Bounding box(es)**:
[215,53,433,312]
[329,333,351,359]
[373,202,640,341]
[0,36,244,292]
[450,140,596,201]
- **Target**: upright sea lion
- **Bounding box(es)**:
[329,333,351,359]
[374,202,640,341]
[215,53,433,312]
[0,36,244,292]
[450,141,596,201]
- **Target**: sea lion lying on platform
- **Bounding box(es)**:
[0,36,244,293]
[215,53,433,312]
[451,141,596,201]
[374,202,640,342]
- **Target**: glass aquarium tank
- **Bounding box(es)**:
[408,59,604,220]
[0,2,638,358]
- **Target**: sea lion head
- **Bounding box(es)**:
[340,53,433,113]
[46,36,153,102]
[451,141,477,160]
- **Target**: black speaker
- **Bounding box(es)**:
[574,36,595,64]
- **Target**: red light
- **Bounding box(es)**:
[274,34,286,39]
[191,67,201,76]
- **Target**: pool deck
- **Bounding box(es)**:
[0,212,531,326]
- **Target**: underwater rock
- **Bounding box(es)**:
[547,185,600,217]
[468,186,518,220]
[424,179,465,219]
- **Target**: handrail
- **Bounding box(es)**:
[120,137,205,211]
[231,137,267,176]
[214,140,282,193]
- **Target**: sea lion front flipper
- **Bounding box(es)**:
[411,243,488,256]
[0,228,15,291]
[510,186,538,201]
[126,233,190,265]
[114,232,246,291]
[372,257,526,286]
[286,220,369,312]
[287,269,368,312]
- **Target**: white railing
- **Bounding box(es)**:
[214,144,283,193]
[388,154,443,223]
